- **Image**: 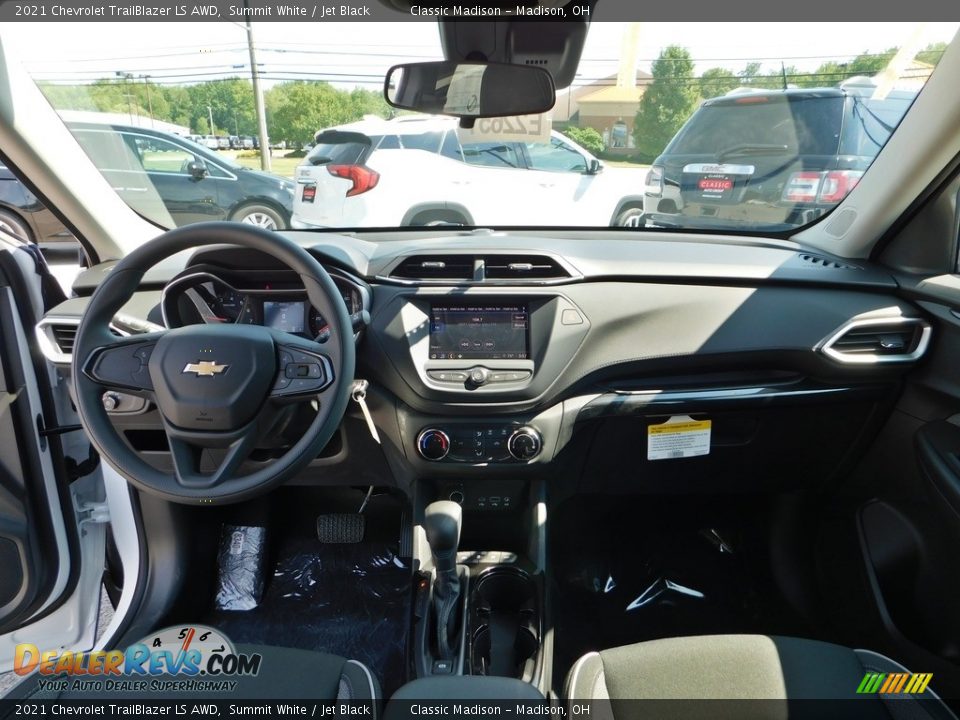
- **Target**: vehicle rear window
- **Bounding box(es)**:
[307,140,370,166]
[668,96,845,157]
[840,96,914,157]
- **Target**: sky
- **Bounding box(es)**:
[8,21,960,90]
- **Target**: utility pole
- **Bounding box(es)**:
[141,75,154,127]
[207,105,216,135]
[243,0,271,171]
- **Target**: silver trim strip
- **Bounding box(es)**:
[819,316,932,365]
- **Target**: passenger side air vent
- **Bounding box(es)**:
[821,318,931,364]
[390,255,476,281]
[799,253,859,271]
[483,255,571,280]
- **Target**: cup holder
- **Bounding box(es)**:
[469,569,540,682]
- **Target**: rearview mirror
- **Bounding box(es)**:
[384,61,555,119]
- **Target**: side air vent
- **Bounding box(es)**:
[51,324,78,355]
[799,253,859,271]
[36,319,124,364]
[390,255,475,281]
[483,255,571,280]
[821,317,931,364]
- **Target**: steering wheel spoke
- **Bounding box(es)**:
[83,331,166,397]
[166,422,262,490]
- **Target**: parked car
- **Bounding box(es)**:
[241,135,255,150]
[67,121,294,230]
[216,136,231,150]
[643,83,917,230]
[0,163,78,248]
[229,135,242,150]
[291,115,645,228]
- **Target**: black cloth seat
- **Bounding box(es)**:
[5,645,379,704]
[564,634,957,720]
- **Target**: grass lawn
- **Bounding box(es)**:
[232,153,301,179]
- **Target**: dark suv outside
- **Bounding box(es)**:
[643,85,916,231]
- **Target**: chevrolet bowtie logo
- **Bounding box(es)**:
[182,361,229,376]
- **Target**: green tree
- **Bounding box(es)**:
[916,41,948,66]
[563,126,604,155]
[698,68,739,99]
[633,46,700,160]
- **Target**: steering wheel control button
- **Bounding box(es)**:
[273,346,333,397]
[285,362,322,379]
[508,427,542,461]
[417,429,450,461]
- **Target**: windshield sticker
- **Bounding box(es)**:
[443,64,485,115]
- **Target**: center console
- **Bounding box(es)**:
[411,487,550,695]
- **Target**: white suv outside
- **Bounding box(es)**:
[291,115,646,229]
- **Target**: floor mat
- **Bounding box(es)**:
[206,492,412,696]
[549,496,816,692]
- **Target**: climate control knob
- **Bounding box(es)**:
[508,427,542,461]
[417,429,451,461]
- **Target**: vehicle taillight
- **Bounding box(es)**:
[645,165,664,196]
[301,184,316,203]
[783,170,863,205]
[818,170,862,204]
[327,164,380,197]
[783,172,823,203]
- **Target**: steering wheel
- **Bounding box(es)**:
[71,222,356,505]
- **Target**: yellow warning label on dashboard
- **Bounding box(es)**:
[647,416,712,461]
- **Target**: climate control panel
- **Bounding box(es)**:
[416,425,543,463]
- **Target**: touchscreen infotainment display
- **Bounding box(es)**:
[429,304,529,360]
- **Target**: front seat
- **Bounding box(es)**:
[565,635,956,720]
[4,645,379,704]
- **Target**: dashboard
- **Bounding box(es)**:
[39,230,937,499]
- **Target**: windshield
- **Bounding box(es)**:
[12,21,959,234]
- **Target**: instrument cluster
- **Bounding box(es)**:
[161,269,366,342]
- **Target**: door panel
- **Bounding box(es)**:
[0,255,77,633]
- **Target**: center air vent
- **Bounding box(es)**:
[388,253,571,283]
[390,255,476,281]
[821,318,931,364]
[483,255,570,280]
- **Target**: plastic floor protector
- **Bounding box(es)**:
[207,536,412,696]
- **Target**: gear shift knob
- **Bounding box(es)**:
[424,501,462,575]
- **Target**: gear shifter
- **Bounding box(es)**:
[424,501,462,663]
